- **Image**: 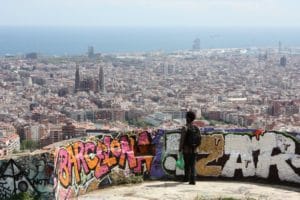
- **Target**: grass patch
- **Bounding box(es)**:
[110,170,144,185]
[8,192,39,200]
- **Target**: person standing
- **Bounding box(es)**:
[179,111,201,185]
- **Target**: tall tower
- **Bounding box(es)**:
[280,56,287,67]
[192,38,200,51]
[278,41,282,54]
[88,46,94,58]
[75,64,80,93]
[99,66,104,92]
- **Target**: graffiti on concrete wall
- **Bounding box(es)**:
[162,131,300,184]
[196,134,225,176]
[163,131,184,176]
[54,129,300,199]
[1,129,295,200]
[222,132,300,183]
[165,133,180,153]
[0,153,54,199]
[150,129,165,178]
[0,159,36,199]
[55,131,158,199]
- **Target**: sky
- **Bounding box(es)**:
[0,0,300,27]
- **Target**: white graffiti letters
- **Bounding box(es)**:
[222,132,300,183]
[222,135,255,177]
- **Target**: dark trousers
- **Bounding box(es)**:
[183,152,196,183]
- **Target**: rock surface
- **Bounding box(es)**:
[78,180,300,200]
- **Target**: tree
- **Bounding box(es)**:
[21,140,39,151]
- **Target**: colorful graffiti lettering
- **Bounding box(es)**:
[57,132,155,189]
[0,129,298,200]
[161,131,300,184]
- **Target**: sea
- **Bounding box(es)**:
[1,26,300,56]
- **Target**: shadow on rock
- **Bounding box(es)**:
[145,182,183,188]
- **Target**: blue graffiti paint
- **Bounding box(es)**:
[150,129,166,178]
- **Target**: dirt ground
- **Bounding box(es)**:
[78,180,300,200]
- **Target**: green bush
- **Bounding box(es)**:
[8,192,38,200]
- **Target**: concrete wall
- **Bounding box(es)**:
[164,130,300,183]
[0,151,54,199]
[1,129,299,199]
[54,131,158,199]
[54,129,300,199]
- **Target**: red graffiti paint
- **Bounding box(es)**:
[102,136,117,167]
[134,156,153,174]
[253,129,265,140]
[57,132,155,188]
[119,136,137,169]
[138,131,151,145]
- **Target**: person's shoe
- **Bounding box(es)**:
[189,181,195,185]
[181,178,188,182]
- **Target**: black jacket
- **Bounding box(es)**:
[179,123,200,153]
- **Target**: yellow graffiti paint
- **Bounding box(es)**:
[196,134,224,176]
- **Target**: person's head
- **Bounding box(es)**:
[186,111,196,124]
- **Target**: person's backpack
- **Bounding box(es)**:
[185,125,201,147]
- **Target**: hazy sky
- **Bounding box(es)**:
[1,0,300,27]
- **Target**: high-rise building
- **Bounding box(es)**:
[25,52,38,59]
[74,64,80,93]
[99,66,104,92]
[163,63,168,76]
[88,46,94,58]
[278,41,282,53]
[62,121,76,140]
[192,38,201,51]
[280,56,287,67]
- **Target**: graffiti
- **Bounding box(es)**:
[165,133,181,153]
[150,129,165,178]
[222,134,256,177]
[0,153,54,199]
[196,134,224,176]
[26,154,54,196]
[57,187,73,200]
[0,159,36,199]
[0,129,283,199]
[222,132,300,183]
[2,129,297,200]
[58,138,126,187]
[56,131,156,197]
[253,129,265,140]
[161,131,300,184]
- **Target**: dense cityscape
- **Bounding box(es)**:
[0,46,300,157]
[1,1,300,200]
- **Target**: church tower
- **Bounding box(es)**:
[99,66,104,92]
[74,64,80,93]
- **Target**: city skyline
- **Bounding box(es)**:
[0,1,300,199]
